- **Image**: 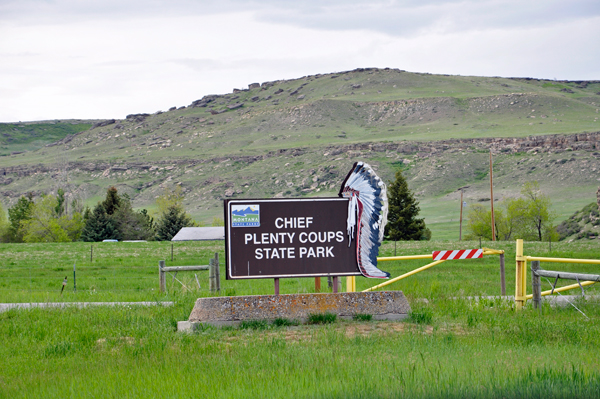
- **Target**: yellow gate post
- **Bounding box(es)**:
[515,239,527,310]
[346,276,356,292]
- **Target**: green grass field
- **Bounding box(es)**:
[2,240,600,398]
[3,239,600,302]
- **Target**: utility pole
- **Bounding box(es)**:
[459,188,464,241]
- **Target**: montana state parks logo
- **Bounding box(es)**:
[231,205,260,227]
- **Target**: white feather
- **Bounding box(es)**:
[339,162,389,279]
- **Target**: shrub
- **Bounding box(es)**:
[272,318,299,327]
[352,314,373,322]
[307,313,337,324]
[408,309,433,325]
[239,320,269,330]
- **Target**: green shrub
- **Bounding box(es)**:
[467,313,479,327]
[239,320,268,330]
[352,313,372,322]
[409,309,433,324]
[272,318,299,327]
[307,312,337,324]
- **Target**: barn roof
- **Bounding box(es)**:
[171,227,225,241]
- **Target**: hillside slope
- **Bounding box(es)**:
[1,68,600,240]
[0,120,93,156]
[557,202,600,241]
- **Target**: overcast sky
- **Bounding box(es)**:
[1,0,599,122]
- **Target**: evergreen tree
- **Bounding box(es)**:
[138,209,155,237]
[83,206,91,222]
[155,205,194,241]
[102,186,121,216]
[55,188,66,217]
[80,203,119,242]
[113,199,155,241]
[384,170,431,241]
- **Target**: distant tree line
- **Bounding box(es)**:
[465,181,557,241]
[0,177,559,244]
[0,185,197,243]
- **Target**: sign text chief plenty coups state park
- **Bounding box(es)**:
[225,198,359,279]
[225,162,391,280]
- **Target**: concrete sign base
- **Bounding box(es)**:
[178,291,411,331]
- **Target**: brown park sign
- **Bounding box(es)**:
[225,198,360,279]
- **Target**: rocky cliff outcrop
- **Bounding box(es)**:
[319,131,600,157]
[2,131,599,182]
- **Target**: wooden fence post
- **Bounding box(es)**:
[209,258,215,293]
[209,253,220,293]
[531,260,542,311]
[159,260,166,293]
[214,252,220,292]
[499,253,506,296]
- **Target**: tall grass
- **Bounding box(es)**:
[1,294,600,398]
[1,240,600,398]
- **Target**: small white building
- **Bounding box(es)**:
[171,227,225,241]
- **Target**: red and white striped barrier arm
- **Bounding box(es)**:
[432,249,483,261]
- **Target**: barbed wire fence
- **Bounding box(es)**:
[0,242,227,301]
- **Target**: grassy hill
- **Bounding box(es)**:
[0,120,93,156]
[557,202,600,241]
[1,68,600,239]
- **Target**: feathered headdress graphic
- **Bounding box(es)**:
[339,162,390,279]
